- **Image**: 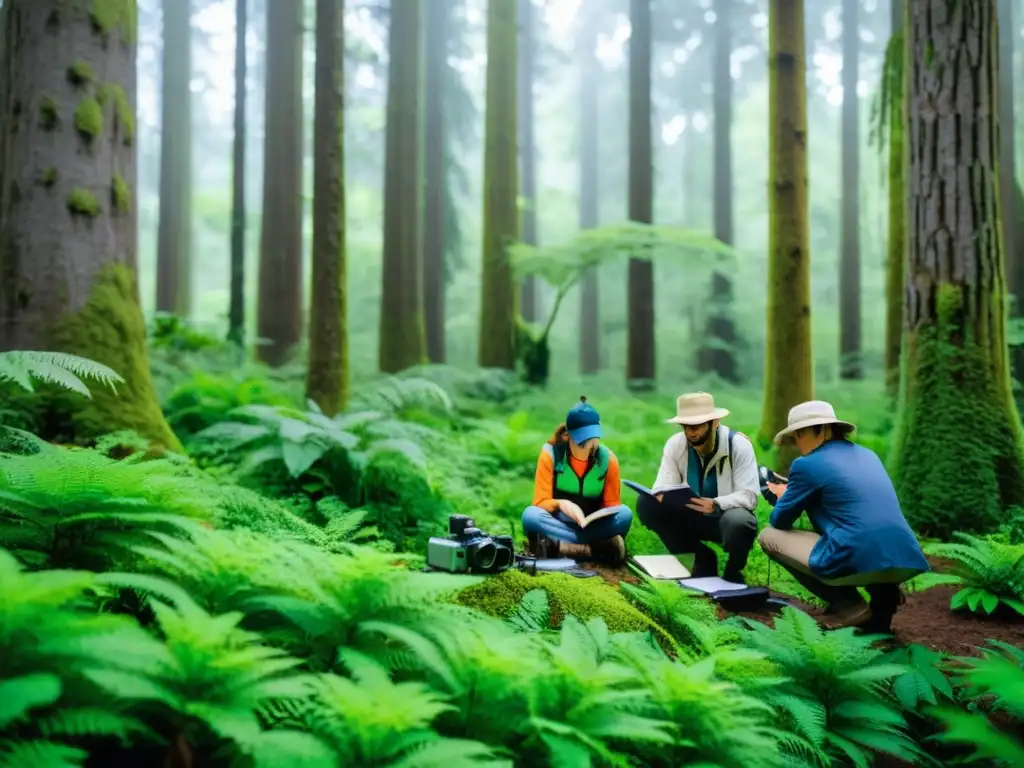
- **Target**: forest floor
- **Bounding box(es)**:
[565,555,1024,658]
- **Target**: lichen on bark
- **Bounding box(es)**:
[45,265,181,452]
[111,172,129,213]
[67,187,100,217]
[74,96,103,142]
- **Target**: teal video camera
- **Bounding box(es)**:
[427,514,515,574]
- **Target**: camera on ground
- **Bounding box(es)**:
[427,514,515,574]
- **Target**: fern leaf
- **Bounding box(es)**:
[0,674,62,728]
[0,740,89,768]
[0,351,123,397]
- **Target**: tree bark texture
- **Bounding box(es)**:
[380,0,426,373]
[883,0,906,398]
[155,0,192,319]
[478,0,518,370]
[578,6,600,375]
[838,0,861,379]
[760,0,813,473]
[227,0,247,347]
[0,0,180,451]
[626,0,654,389]
[306,0,346,416]
[517,0,538,323]
[256,0,304,367]
[890,0,1024,538]
[697,0,738,383]
[423,0,450,364]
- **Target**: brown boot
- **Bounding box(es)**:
[820,597,871,628]
[527,533,560,559]
[558,542,592,561]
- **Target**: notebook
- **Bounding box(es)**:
[630,554,691,580]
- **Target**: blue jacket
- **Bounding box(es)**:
[769,440,930,580]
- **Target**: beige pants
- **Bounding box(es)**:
[758,527,921,587]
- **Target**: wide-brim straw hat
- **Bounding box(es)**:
[666,392,730,426]
[773,400,856,445]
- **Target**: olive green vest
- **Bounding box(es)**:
[544,442,610,515]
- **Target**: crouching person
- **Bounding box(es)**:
[759,401,929,633]
[522,397,632,566]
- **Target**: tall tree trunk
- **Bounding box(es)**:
[838,0,862,379]
[0,0,181,452]
[256,0,304,367]
[306,0,346,415]
[478,0,518,370]
[423,0,450,364]
[697,0,738,383]
[380,0,426,373]
[883,0,905,398]
[155,0,192,318]
[517,0,538,323]
[999,0,1023,381]
[626,0,654,389]
[760,0,812,473]
[228,0,247,347]
[890,0,1024,538]
[578,6,600,374]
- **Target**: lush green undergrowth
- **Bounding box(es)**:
[0,336,1022,766]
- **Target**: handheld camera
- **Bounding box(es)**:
[427,514,515,574]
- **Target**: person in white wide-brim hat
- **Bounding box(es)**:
[633,392,761,585]
[758,400,930,633]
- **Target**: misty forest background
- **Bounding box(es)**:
[140,0,930,387]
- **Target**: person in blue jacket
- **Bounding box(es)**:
[758,400,930,632]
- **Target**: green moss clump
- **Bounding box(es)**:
[99,84,133,145]
[89,0,137,44]
[451,569,674,648]
[39,167,58,189]
[44,264,184,452]
[74,97,103,142]
[67,60,94,87]
[38,96,58,131]
[889,283,1024,538]
[66,188,100,218]
[111,173,130,213]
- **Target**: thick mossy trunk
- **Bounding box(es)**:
[759,0,813,473]
[889,0,1024,538]
[478,0,518,370]
[0,1,180,453]
[380,0,426,373]
[306,0,347,416]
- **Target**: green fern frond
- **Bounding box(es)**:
[0,351,123,398]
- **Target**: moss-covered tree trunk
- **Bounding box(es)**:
[578,5,600,375]
[423,0,451,364]
[256,0,304,367]
[227,0,247,347]
[889,0,1024,538]
[379,0,426,373]
[696,0,738,383]
[838,0,861,379]
[626,0,654,390]
[0,0,181,452]
[306,0,346,416]
[478,0,517,370]
[759,0,813,473]
[155,0,192,319]
[883,2,905,398]
[517,0,538,324]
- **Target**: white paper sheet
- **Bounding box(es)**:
[678,576,748,593]
[533,557,579,571]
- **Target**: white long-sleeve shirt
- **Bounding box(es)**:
[650,425,759,511]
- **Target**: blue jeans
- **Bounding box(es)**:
[521,504,633,545]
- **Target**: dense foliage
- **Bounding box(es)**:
[0,336,1021,767]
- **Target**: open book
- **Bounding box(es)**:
[577,506,620,529]
[622,479,697,506]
